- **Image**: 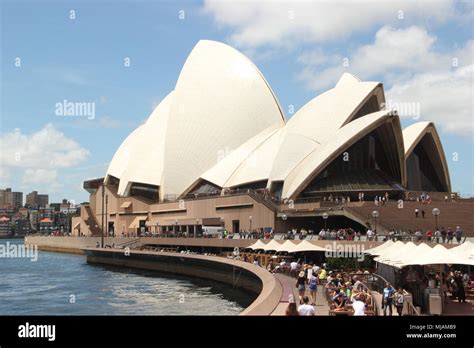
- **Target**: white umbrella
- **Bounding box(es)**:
[364,240,394,255]
[384,242,419,266]
[373,241,407,262]
[262,239,286,252]
[286,240,329,253]
[248,240,267,250]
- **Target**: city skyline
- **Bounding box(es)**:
[1,1,473,204]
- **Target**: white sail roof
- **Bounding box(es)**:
[402,121,451,191]
[116,92,174,195]
[161,40,285,197]
[105,125,145,182]
[103,41,450,204]
[268,73,383,183]
[200,124,283,188]
[282,110,405,199]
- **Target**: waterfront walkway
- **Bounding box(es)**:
[271,273,329,315]
[443,291,474,316]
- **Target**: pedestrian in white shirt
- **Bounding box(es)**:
[298,296,315,316]
[352,294,366,316]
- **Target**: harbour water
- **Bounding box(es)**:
[0,239,253,315]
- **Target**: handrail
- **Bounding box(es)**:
[115,237,141,248]
[367,272,421,316]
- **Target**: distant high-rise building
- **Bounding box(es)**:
[0,188,23,210]
[26,191,49,209]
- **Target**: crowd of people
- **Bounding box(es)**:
[387,225,465,243]
[280,260,377,316]
[443,270,472,304]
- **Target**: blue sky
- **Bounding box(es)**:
[1,0,473,203]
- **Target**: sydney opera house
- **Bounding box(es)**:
[74,40,453,237]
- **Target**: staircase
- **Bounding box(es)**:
[346,201,474,236]
[83,205,103,237]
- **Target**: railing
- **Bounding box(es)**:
[357,272,421,316]
[115,237,141,249]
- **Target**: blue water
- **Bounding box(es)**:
[0,239,252,315]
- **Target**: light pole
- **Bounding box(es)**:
[175,219,178,237]
[105,194,108,237]
[101,185,105,248]
[281,214,287,235]
[432,208,440,231]
[322,212,328,230]
[372,210,379,239]
[195,218,199,238]
[249,215,253,233]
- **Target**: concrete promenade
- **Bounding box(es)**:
[271,273,329,315]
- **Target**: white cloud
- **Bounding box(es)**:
[0,123,90,168]
[386,64,474,137]
[295,25,473,138]
[22,169,57,184]
[203,0,454,49]
[297,26,447,90]
[0,167,11,186]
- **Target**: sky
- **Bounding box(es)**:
[0,0,473,204]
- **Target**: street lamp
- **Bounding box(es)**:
[432,208,440,231]
[322,212,328,230]
[249,215,253,232]
[101,184,105,248]
[195,218,199,238]
[105,194,108,237]
[372,210,379,238]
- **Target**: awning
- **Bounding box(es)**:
[377,242,474,268]
[262,240,286,252]
[145,216,160,227]
[248,240,267,250]
[128,216,147,229]
[286,240,329,253]
[121,201,132,209]
[374,242,417,263]
[364,240,394,255]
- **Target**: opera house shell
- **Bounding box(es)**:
[103,40,451,203]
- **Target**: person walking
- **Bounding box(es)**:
[296,271,306,304]
[285,295,299,316]
[395,288,404,316]
[441,227,447,243]
[414,208,419,218]
[455,226,463,243]
[308,273,318,306]
[447,228,454,243]
[454,272,467,303]
[382,283,395,316]
[421,209,425,219]
[298,296,315,316]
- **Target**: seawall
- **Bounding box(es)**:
[84,248,282,315]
